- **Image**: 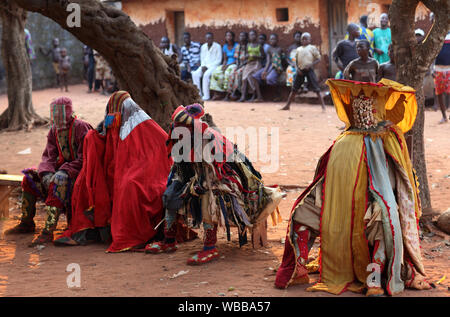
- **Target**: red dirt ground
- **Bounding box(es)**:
[0,84,448,297]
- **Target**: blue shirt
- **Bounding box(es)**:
[223,43,238,65]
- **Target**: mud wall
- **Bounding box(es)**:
[122,0,330,79]
[0,12,85,95]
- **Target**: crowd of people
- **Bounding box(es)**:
[158,13,449,117]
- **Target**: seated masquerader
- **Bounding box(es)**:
[5,97,92,245]
[275,79,431,296]
[145,104,283,265]
[54,91,172,252]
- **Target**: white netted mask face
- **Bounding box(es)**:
[352,95,376,130]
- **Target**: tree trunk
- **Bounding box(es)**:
[13,0,201,131]
[389,0,449,216]
[0,0,46,131]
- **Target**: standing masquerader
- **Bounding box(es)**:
[343,39,379,83]
[281,32,325,111]
[4,98,92,245]
[54,91,173,251]
[239,30,266,102]
[373,13,392,64]
[275,79,431,296]
[192,32,223,101]
[251,33,285,102]
[145,104,283,265]
[210,31,239,100]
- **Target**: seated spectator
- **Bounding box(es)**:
[210,31,239,100]
[281,32,325,111]
[239,30,267,102]
[344,39,379,83]
[251,33,285,102]
[258,33,271,68]
[224,32,249,101]
[192,32,223,101]
[159,36,179,58]
[179,32,201,82]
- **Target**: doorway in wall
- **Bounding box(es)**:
[327,0,347,76]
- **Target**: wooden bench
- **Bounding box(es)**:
[0,175,23,218]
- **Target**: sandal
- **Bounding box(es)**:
[145,241,178,254]
[186,247,219,265]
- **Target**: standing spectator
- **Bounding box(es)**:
[24,29,36,63]
[344,15,375,54]
[434,31,450,124]
[251,33,285,102]
[192,32,222,101]
[286,31,302,87]
[343,40,379,83]
[281,32,325,111]
[58,48,71,92]
[373,13,392,64]
[85,46,96,93]
[332,23,360,79]
[39,38,61,87]
[94,51,107,94]
[179,32,201,82]
[210,31,239,100]
[378,44,396,81]
[159,36,179,58]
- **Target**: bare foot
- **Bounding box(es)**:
[280,105,290,111]
[366,287,384,296]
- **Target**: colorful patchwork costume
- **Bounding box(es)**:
[5,97,92,245]
[275,79,430,296]
[145,104,283,264]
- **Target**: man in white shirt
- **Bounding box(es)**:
[192,32,222,101]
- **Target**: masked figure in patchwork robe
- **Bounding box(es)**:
[54,91,172,252]
[275,79,431,296]
[5,97,92,245]
[145,104,283,265]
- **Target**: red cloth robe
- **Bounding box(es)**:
[58,119,172,252]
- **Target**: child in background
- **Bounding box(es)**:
[281,32,325,111]
[59,48,71,92]
[344,39,379,83]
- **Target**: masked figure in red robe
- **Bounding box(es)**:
[5,97,92,246]
[54,91,172,252]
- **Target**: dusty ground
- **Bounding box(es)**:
[0,84,448,297]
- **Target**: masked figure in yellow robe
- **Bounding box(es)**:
[275,79,431,296]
